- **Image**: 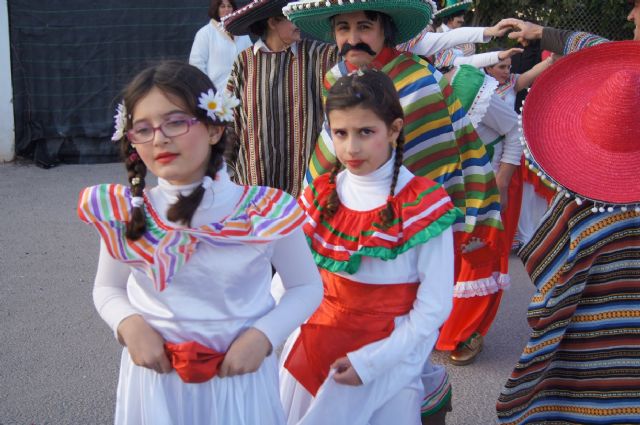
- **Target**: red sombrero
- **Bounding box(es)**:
[522,40,640,207]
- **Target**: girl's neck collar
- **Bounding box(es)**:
[344,153,395,184]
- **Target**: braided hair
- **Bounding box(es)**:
[117,60,235,240]
[323,69,406,229]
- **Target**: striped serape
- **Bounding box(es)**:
[497,195,640,424]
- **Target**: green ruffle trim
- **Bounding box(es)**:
[308,208,461,274]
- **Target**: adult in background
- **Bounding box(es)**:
[496,2,640,422]
[189,0,252,91]
[224,0,338,198]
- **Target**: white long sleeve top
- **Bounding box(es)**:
[189,20,253,91]
[474,93,522,168]
[332,159,455,385]
[406,26,489,57]
[92,171,323,352]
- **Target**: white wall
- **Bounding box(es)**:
[0,0,15,162]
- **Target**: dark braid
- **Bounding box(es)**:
[122,145,148,240]
[117,60,231,238]
[379,133,405,229]
[321,160,343,221]
[166,135,226,226]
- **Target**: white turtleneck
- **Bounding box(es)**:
[92,169,322,353]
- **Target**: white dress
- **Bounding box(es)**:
[83,171,323,425]
[279,158,456,425]
[189,19,253,91]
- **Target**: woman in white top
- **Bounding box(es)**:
[189,0,252,91]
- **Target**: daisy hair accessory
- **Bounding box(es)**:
[520,40,640,210]
[131,177,141,186]
[197,89,240,123]
[111,102,129,141]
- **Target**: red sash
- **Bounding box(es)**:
[284,269,418,395]
[164,341,225,383]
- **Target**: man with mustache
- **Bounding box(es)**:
[283,1,512,424]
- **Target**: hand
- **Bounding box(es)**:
[484,19,517,38]
[548,52,562,63]
[501,19,544,46]
[331,357,363,386]
[218,328,272,378]
[117,314,172,374]
[498,47,524,61]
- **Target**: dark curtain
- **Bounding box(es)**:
[9,1,214,166]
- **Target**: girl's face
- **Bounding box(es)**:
[129,87,223,186]
[218,0,234,19]
[328,105,402,176]
[486,57,512,85]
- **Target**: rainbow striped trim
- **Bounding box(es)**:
[300,174,461,274]
[78,184,304,291]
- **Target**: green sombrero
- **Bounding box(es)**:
[434,0,473,19]
[283,0,436,44]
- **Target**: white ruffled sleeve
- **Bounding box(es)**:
[346,228,455,385]
[408,27,489,57]
[482,94,522,165]
[93,240,140,340]
[252,228,323,348]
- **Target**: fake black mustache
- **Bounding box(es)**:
[339,42,377,57]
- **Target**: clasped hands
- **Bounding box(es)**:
[117,315,272,377]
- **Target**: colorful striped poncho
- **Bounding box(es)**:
[227,39,338,198]
[306,49,502,248]
[497,195,640,424]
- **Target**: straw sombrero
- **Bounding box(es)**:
[283,0,436,44]
[222,0,290,36]
[521,40,640,209]
[434,0,473,19]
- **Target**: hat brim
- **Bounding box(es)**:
[522,40,640,205]
[284,0,435,44]
[434,1,473,19]
[223,0,290,36]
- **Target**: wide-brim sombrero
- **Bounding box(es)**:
[521,40,640,207]
[434,0,473,19]
[223,0,290,36]
[283,0,436,44]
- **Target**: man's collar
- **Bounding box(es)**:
[253,38,299,57]
[344,47,400,72]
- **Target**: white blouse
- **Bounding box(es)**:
[92,171,323,352]
[333,158,455,384]
[189,20,253,91]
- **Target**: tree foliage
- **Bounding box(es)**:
[469,0,634,40]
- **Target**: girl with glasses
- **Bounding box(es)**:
[78,60,322,425]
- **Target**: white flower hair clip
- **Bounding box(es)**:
[111,102,128,142]
[197,89,240,123]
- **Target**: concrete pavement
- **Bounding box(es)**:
[0,161,536,424]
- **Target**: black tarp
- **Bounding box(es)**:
[9,1,248,166]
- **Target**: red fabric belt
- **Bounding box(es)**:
[164,340,225,383]
[284,269,418,395]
